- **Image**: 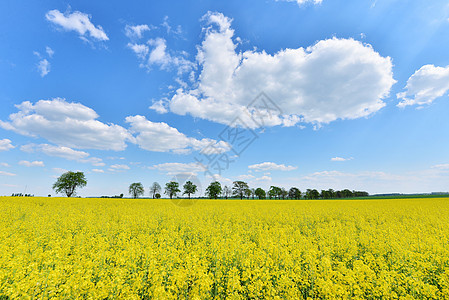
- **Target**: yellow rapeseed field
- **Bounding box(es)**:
[0,197,448,299]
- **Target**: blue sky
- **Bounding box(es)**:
[1,0,449,197]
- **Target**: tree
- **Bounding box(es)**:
[150,182,161,199]
[223,186,231,199]
[183,181,197,199]
[52,171,87,197]
[255,188,266,199]
[353,191,369,197]
[232,181,249,200]
[280,188,288,199]
[206,181,222,199]
[250,188,256,199]
[288,187,301,199]
[268,186,282,199]
[305,189,320,199]
[165,181,180,199]
[129,182,144,198]
[341,189,353,198]
[244,188,252,199]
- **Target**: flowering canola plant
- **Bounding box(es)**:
[0,197,448,299]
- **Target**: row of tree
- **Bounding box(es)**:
[51,171,369,199]
[128,180,368,200]
[11,193,34,197]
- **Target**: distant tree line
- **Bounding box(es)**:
[50,171,368,199]
[11,193,34,197]
[127,180,368,200]
[100,194,124,198]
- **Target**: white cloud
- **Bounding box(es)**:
[83,157,105,166]
[1,99,229,155]
[92,169,105,173]
[110,164,130,170]
[46,46,54,58]
[127,37,193,74]
[0,98,132,151]
[125,24,151,39]
[161,16,183,36]
[2,183,19,187]
[19,160,45,167]
[34,48,53,77]
[237,174,255,180]
[126,115,230,154]
[161,12,395,128]
[21,143,106,167]
[147,38,193,73]
[21,143,88,160]
[397,64,449,108]
[248,162,297,171]
[0,163,10,167]
[331,157,353,162]
[0,171,16,176]
[127,43,149,60]
[254,175,272,182]
[149,99,169,114]
[275,0,323,6]
[45,9,109,41]
[151,162,206,175]
[106,156,125,160]
[38,59,50,77]
[0,139,15,151]
[432,163,449,170]
[52,167,68,174]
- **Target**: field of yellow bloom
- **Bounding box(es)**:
[0,196,448,299]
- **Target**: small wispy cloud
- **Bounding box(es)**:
[0,139,15,151]
[275,0,323,7]
[46,9,109,42]
[46,46,54,57]
[331,157,353,162]
[125,24,152,39]
[248,162,297,171]
[432,163,449,170]
[34,47,54,77]
[19,160,45,167]
[109,164,130,171]
[0,171,16,176]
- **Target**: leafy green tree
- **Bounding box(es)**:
[268,187,276,199]
[183,181,197,199]
[305,189,320,199]
[52,171,87,197]
[165,181,180,199]
[150,182,161,199]
[244,188,252,199]
[155,193,161,199]
[268,186,282,199]
[232,181,249,200]
[129,182,144,198]
[353,191,369,197]
[206,181,222,199]
[288,187,301,199]
[255,188,266,199]
[341,189,354,198]
[327,189,336,199]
